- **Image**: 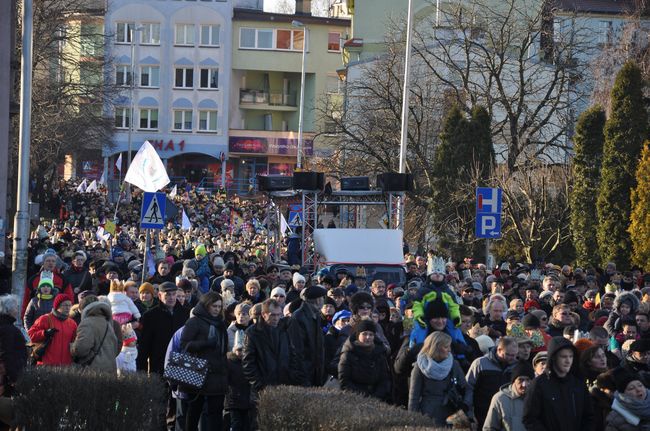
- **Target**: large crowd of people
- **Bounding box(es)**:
[1,178,650,430]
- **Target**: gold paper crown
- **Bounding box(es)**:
[356,266,366,277]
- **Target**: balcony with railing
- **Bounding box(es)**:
[239,89,298,111]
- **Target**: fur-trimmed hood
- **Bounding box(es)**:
[614,291,640,314]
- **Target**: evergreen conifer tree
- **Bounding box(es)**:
[597,61,647,269]
[629,141,650,269]
[570,106,605,267]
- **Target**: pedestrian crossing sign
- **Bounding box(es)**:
[288,211,302,228]
[141,192,166,229]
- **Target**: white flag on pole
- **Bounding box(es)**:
[99,169,106,185]
[76,179,87,193]
[280,213,292,237]
[170,184,177,198]
[86,180,98,193]
[124,141,170,192]
[181,209,191,230]
[115,153,123,172]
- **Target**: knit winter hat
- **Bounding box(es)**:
[53,294,72,310]
[293,272,306,285]
[195,244,207,258]
[612,368,641,393]
[522,313,541,329]
[38,277,54,289]
[524,300,541,313]
[270,287,286,298]
[424,296,448,320]
[353,319,377,336]
[138,282,155,296]
[510,361,535,383]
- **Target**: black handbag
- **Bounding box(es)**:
[445,376,468,412]
[163,351,209,389]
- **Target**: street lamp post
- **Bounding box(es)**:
[292,20,308,170]
[12,0,34,310]
[397,0,415,230]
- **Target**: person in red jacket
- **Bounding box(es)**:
[28,294,77,366]
[21,250,73,318]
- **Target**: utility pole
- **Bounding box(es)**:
[12,0,34,310]
[397,0,415,230]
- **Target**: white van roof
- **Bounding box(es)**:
[313,229,404,265]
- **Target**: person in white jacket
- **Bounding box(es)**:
[107,280,141,325]
[116,323,138,376]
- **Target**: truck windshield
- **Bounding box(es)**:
[330,264,406,286]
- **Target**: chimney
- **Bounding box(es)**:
[296,0,312,15]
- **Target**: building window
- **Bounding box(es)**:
[258,29,273,49]
[139,108,158,129]
[200,24,220,46]
[199,68,218,89]
[141,23,160,45]
[115,107,130,129]
[116,65,131,86]
[80,61,101,86]
[175,24,195,45]
[240,28,256,48]
[175,67,194,88]
[276,29,304,51]
[198,110,217,131]
[326,74,341,94]
[116,22,134,44]
[80,24,103,56]
[328,32,341,52]
[140,66,160,87]
[598,21,614,44]
[173,110,193,131]
[239,28,273,50]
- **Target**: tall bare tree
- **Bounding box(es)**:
[13,0,118,201]
[319,0,584,259]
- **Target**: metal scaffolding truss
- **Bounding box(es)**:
[266,190,404,271]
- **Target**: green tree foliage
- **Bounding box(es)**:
[433,105,495,257]
[597,61,648,269]
[570,106,605,267]
[629,141,650,269]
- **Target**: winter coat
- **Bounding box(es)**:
[523,337,595,431]
[338,338,391,401]
[287,302,325,386]
[324,325,348,376]
[465,347,518,426]
[242,320,304,392]
[225,352,253,411]
[137,303,189,374]
[70,301,119,372]
[107,292,141,319]
[180,303,228,395]
[483,384,526,431]
[23,296,54,330]
[22,269,73,318]
[63,265,92,293]
[408,356,469,425]
[0,314,28,388]
[28,312,77,366]
[605,397,650,431]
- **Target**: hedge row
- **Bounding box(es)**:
[257,385,441,431]
[13,366,166,431]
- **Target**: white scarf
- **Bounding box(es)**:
[417,352,453,380]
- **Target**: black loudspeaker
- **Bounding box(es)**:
[341,176,370,191]
[293,172,324,190]
[377,172,414,192]
[257,175,293,191]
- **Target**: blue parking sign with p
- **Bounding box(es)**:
[476,187,502,238]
